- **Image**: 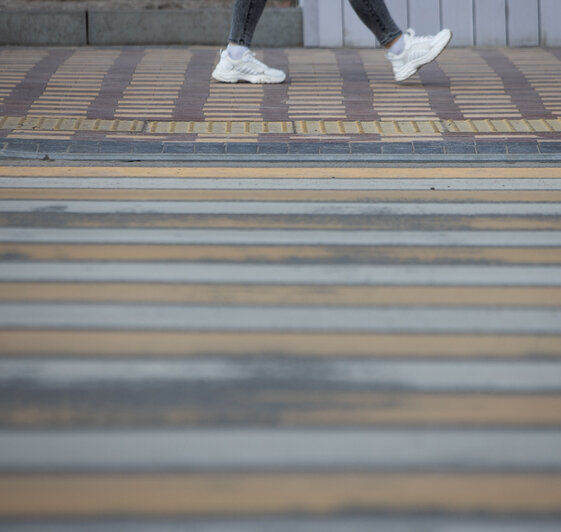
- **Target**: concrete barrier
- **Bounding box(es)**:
[0,8,303,47]
[0,10,87,45]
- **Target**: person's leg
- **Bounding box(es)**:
[228,0,268,48]
[212,0,286,83]
[348,0,452,81]
[347,0,402,47]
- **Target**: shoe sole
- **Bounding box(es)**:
[394,29,453,82]
[212,70,286,84]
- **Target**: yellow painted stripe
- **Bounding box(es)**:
[3,245,561,265]
[1,283,561,307]
[274,392,561,427]
[2,189,561,202]
[1,473,560,516]
[3,216,559,230]
[6,394,561,428]
[1,331,559,358]
[1,166,561,179]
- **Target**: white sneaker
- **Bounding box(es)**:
[212,49,286,84]
[387,28,452,82]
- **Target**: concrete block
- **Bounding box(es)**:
[0,10,86,45]
[88,8,302,46]
[254,8,303,47]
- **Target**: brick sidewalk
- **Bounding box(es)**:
[1,46,561,152]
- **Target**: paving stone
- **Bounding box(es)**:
[289,143,321,154]
[37,140,70,153]
[506,142,539,154]
[476,142,507,154]
[539,142,561,154]
[227,143,259,154]
[350,143,382,154]
[194,143,225,154]
[133,142,165,154]
[381,142,414,154]
[258,143,289,154]
[413,142,445,154]
[99,141,134,154]
[319,143,350,154]
[67,141,100,154]
[6,140,39,153]
[444,142,476,154]
[163,143,195,154]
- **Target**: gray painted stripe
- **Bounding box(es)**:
[1,518,560,532]
[2,229,561,246]
[2,359,560,392]
[1,263,560,286]
[0,304,559,333]
[2,177,561,190]
[1,430,560,472]
[1,200,561,216]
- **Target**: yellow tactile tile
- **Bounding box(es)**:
[2,115,561,138]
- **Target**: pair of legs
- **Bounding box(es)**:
[212,0,452,83]
[229,0,402,49]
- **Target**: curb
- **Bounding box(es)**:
[3,152,561,164]
[0,8,303,46]
[1,139,561,164]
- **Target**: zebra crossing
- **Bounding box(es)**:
[0,163,560,529]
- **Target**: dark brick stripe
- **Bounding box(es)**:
[478,49,553,120]
[261,48,290,122]
[88,48,145,120]
[2,49,74,117]
[417,59,464,121]
[174,48,218,121]
[336,49,376,121]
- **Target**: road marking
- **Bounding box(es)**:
[2,283,560,306]
[0,517,558,532]
[3,217,558,231]
[2,359,560,391]
[1,263,560,286]
[1,331,559,358]
[5,393,561,428]
[2,229,561,247]
[1,430,560,472]
[4,177,561,193]
[4,177,561,190]
[2,166,561,179]
[2,200,561,216]
[3,188,561,202]
[1,473,560,516]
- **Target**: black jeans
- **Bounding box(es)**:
[229,0,402,47]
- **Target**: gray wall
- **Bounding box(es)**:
[301,0,561,47]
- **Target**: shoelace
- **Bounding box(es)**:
[405,28,433,44]
[237,51,269,73]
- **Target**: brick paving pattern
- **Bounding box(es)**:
[1,46,561,147]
